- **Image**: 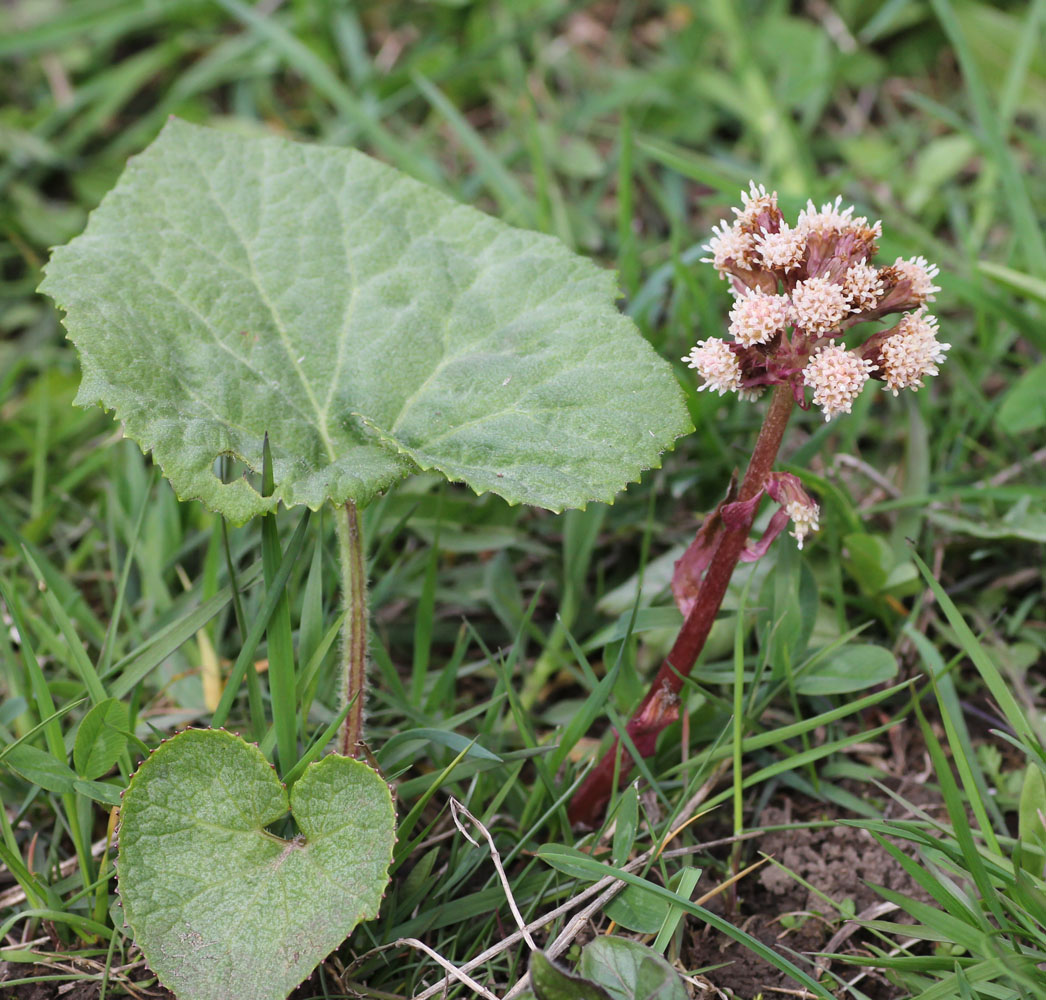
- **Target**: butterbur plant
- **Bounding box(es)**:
[39,119,691,1000]
[569,182,949,825]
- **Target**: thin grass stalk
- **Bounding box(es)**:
[569,384,795,825]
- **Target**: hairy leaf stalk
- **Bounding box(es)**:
[336,501,368,757]
[569,385,795,826]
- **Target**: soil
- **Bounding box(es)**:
[683,792,941,1000]
[0,962,345,999]
[0,961,176,1000]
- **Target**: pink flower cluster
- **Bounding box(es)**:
[684,183,949,421]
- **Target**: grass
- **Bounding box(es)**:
[1,1,1045,998]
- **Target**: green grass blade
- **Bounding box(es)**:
[211,509,310,730]
[911,548,1037,744]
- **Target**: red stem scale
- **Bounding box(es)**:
[568,385,796,826]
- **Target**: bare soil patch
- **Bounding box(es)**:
[685,793,939,1000]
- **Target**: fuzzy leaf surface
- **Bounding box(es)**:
[116,729,394,1000]
[41,119,691,521]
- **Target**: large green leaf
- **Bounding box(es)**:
[41,119,690,522]
[116,729,395,1000]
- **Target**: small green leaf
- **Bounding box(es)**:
[74,697,129,779]
[41,119,691,522]
[117,729,395,1000]
[530,952,613,1000]
[604,884,673,935]
[3,743,78,793]
[611,784,638,867]
[606,868,700,935]
[579,938,689,1000]
[997,361,1046,434]
[796,643,898,696]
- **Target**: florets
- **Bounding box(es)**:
[754,224,805,272]
[791,276,850,336]
[732,181,778,229]
[891,255,940,304]
[683,338,742,395]
[786,497,820,549]
[728,290,791,347]
[803,345,875,420]
[842,262,883,313]
[876,309,951,395]
[702,220,755,273]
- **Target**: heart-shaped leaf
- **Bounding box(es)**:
[41,119,691,523]
[117,729,395,1000]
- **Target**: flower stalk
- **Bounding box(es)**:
[568,385,794,826]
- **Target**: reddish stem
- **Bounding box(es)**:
[568,385,796,826]
[336,501,368,758]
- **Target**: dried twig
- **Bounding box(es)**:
[449,799,536,950]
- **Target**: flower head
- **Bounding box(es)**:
[728,289,791,347]
[877,309,950,395]
[891,255,940,304]
[754,224,806,272]
[765,472,821,549]
[701,219,755,275]
[797,196,881,239]
[683,338,742,396]
[791,275,849,336]
[803,345,875,420]
[842,262,883,313]
[694,184,947,415]
[732,181,778,229]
